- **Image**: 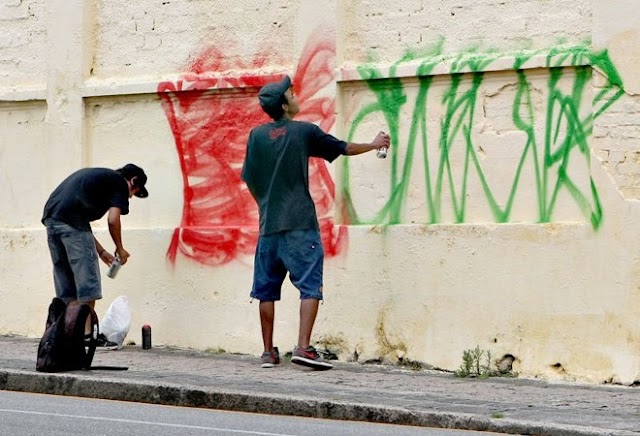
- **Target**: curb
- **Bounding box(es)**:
[0,369,631,436]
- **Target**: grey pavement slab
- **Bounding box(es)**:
[0,336,638,436]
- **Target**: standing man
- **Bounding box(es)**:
[242,76,390,370]
[42,164,149,314]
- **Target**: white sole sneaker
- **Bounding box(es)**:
[291,355,333,370]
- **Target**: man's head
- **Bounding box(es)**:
[117,164,149,198]
[258,75,299,120]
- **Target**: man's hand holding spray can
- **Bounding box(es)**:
[107,254,121,278]
[106,248,129,279]
[376,131,391,159]
[100,248,129,279]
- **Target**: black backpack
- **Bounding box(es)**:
[36,298,98,372]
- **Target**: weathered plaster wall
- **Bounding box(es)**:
[338,0,591,67]
[0,0,46,88]
[1,0,639,385]
[593,0,640,198]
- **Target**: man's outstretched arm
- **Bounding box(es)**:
[344,131,390,156]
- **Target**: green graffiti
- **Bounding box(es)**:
[342,45,624,229]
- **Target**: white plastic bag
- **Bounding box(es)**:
[100,296,132,347]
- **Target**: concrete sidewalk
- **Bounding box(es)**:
[0,336,638,436]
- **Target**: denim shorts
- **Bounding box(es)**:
[250,229,324,301]
[44,219,102,303]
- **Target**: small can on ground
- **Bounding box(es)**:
[142,324,152,349]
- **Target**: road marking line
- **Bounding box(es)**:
[0,408,295,436]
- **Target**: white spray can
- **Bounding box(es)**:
[107,255,121,279]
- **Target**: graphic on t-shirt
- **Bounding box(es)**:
[269,127,287,140]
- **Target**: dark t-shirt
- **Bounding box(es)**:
[241,119,347,235]
[42,168,130,231]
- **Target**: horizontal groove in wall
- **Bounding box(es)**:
[338,53,590,82]
[0,52,594,101]
[84,71,286,98]
[0,86,47,101]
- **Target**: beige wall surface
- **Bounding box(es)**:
[0,0,46,89]
[1,0,639,385]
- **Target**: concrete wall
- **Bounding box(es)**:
[1,0,639,384]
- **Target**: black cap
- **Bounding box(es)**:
[258,75,292,111]
[118,163,148,198]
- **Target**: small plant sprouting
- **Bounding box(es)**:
[454,345,516,378]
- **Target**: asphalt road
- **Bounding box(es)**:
[0,390,507,436]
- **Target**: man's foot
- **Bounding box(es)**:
[260,347,280,368]
[95,333,119,351]
[291,345,333,370]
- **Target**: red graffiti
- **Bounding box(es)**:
[158,30,347,267]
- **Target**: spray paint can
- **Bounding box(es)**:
[376,147,388,159]
[107,255,121,279]
[142,324,152,349]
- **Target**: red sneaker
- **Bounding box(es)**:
[291,345,333,370]
[260,347,280,368]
